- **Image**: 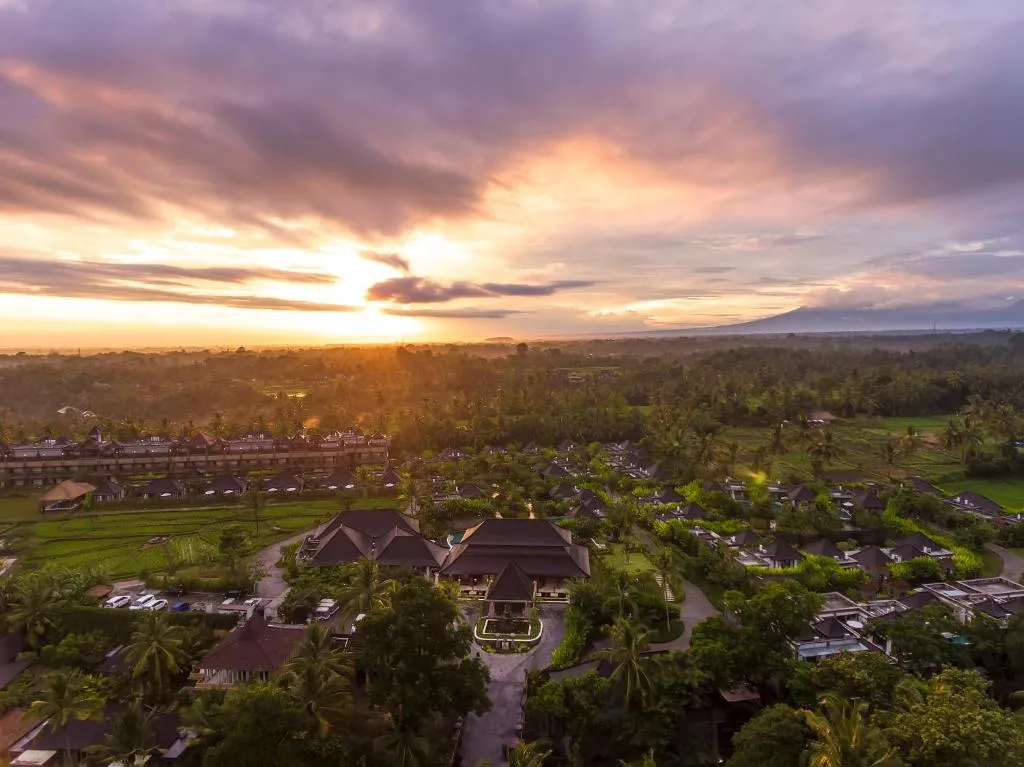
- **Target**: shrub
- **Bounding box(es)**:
[550,605,592,668]
[60,606,239,644]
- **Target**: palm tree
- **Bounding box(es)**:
[716,439,742,475]
[939,417,965,457]
[899,425,924,461]
[337,558,393,623]
[8,572,62,649]
[802,692,901,767]
[808,427,842,478]
[29,669,103,766]
[596,617,656,709]
[123,611,186,700]
[246,487,265,536]
[86,699,157,767]
[651,548,683,632]
[767,423,788,457]
[373,724,431,767]
[879,438,900,480]
[282,623,353,736]
[602,570,642,619]
[354,465,377,499]
[506,740,553,767]
[621,750,658,767]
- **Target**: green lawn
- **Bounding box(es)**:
[4,498,388,579]
[602,544,654,574]
[873,415,955,432]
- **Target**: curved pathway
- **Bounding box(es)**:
[986,542,1024,583]
[254,528,316,599]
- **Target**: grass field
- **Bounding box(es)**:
[602,544,654,574]
[0,496,396,579]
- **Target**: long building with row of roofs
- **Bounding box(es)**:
[0,426,390,488]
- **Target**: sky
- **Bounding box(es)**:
[2,0,1024,347]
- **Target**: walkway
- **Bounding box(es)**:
[633,525,719,651]
[254,528,316,599]
[987,542,1024,583]
[460,604,566,767]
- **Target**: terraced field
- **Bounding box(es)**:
[0,496,395,578]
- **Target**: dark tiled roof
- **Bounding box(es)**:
[442,519,590,578]
[812,616,853,639]
[907,477,942,496]
[305,509,445,568]
[729,530,760,547]
[802,538,842,559]
[655,487,684,504]
[946,491,1003,515]
[0,634,26,663]
[455,484,486,499]
[198,614,304,673]
[851,487,887,511]
[30,703,181,752]
[265,472,303,492]
[679,502,708,520]
[461,518,573,547]
[852,546,892,569]
[895,532,943,552]
[890,544,925,562]
[973,599,1011,620]
[899,590,938,611]
[548,482,577,500]
[380,468,402,486]
[788,485,818,504]
[761,540,802,563]
[144,477,186,496]
[322,469,356,490]
[203,475,246,494]
[486,561,536,602]
[91,477,124,498]
[0,660,31,691]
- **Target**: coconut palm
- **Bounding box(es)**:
[808,428,843,478]
[802,692,902,767]
[86,699,157,767]
[898,425,924,460]
[602,570,642,620]
[879,438,900,480]
[123,611,187,700]
[621,750,658,767]
[373,723,431,767]
[506,740,553,767]
[650,548,684,632]
[29,669,103,766]
[596,617,656,709]
[338,558,393,623]
[716,439,742,475]
[354,465,377,498]
[246,487,265,536]
[282,623,353,736]
[8,572,63,649]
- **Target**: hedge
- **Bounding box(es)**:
[61,605,240,644]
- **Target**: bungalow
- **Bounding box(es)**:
[678,502,709,521]
[322,469,356,491]
[202,475,247,496]
[143,477,187,500]
[90,478,125,504]
[548,482,578,501]
[380,468,402,489]
[568,496,607,522]
[922,578,1024,624]
[453,484,487,500]
[787,485,818,507]
[945,491,1003,518]
[647,487,684,505]
[851,546,893,576]
[537,462,570,480]
[642,464,673,483]
[0,634,30,695]
[725,530,760,549]
[197,613,305,687]
[801,538,844,561]
[906,477,942,497]
[37,480,96,513]
[440,518,590,599]
[15,703,188,765]
[850,487,887,512]
[264,472,303,494]
[438,448,465,461]
[893,532,951,560]
[299,508,447,572]
[754,540,803,569]
[485,560,536,617]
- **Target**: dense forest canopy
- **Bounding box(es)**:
[2,332,1024,455]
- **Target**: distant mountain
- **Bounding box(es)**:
[652,301,1024,336]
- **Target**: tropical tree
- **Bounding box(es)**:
[246,487,265,536]
[337,558,393,624]
[808,428,843,478]
[802,693,901,767]
[879,438,900,480]
[7,571,64,649]
[650,548,683,632]
[354,465,377,498]
[124,611,187,700]
[898,425,924,461]
[596,617,656,709]
[504,740,553,767]
[621,750,658,767]
[372,723,432,767]
[716,439,742,475]
[281,622,353,737]
[29,669,103,766]
[86,699,158,767]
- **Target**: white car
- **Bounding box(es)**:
[147,599,169,611]
[129,594,158,610]
[104,595,132,609]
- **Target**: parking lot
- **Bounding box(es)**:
[102,585,264,616]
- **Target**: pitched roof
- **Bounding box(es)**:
[30,704,181,753]
[441,519,590,578]
[895,532,943,552]
[890,544,925,562]
[322,469,356,490]
[761,540,802,563]
[0,709,41,754]
[788,485,818,504]
[802,538,842,559]
[304,509,446,568]
[144,477,186,496]
[455,484,486,499]
[486,561,536,602]
[654,487,684,504]
[907,476,942,496]
[729,530,760,547]
[380,468,402,486]
[264,472,302,492]
[899,590,939,611]
[973,598,1011,620]
[851,487,887,511]
[198,613,304,673]
[203,475,246,494]
[679,502,708,520]
[548,482,577,500]
[852,546,892,569]
[90,477,123,497]
[812,616,853,639]
[39,480,96,503]
[946,490,1003,515]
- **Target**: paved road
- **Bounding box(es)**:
[633,525,719,651]
[254,528,316,599]
[987,543,1024,583]
[460,604,566,767]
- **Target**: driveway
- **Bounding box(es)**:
[254,528,316,599]
[460,604,566,767]
[987,543,1024,583]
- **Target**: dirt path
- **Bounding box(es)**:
[253,528,316,598]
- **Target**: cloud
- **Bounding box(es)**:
[0,254,355,312]
[692,266,736,274]
[359,250,410,273]
[382,306,521,319]
[366,276,594,304]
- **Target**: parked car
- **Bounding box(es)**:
[223,589,245,599]
[165,585,186,597]
[171,601,191,612]
[147,599,169,611]
[129,594,157,610]
[104,595,132,609]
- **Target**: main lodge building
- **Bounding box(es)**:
[0,426,389,488]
